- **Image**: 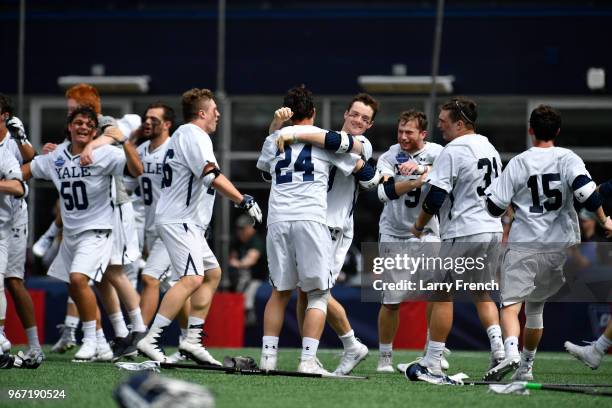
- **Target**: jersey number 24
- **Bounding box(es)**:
[275,145,314,184]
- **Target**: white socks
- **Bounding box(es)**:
[379,343,392,356]
[82,320,96,342]
[521,348,536,366]
[339,330,359,351]
[65,315,80,328]
[421,340,445,367]
[109,312,129,338]
[151,314,172,330]
[504,336,520,359]
[595,334,612,354]
[262,336,279,356]
[187,316,205,328]
[96,328,108,345]
[301,337,319,361]
[128,308,147,333]
[486,325,504,352]
[26,327,40,349]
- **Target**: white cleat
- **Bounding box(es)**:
[488,348,506,371]
[32,234,55,258]
[166,351,187,364]
[23,347,46,362]
[376,352,394,373]
[137,327,168,362]
[0,333,11,352]
[51,324,77,353]
[441,347,451,370]
[178,325,221,366]
[93,341,114,362]
[260,354,277,371]
[73,339,97,362]
[334,342,369,375]
[511,364,534,381]
[298,357,332,376]
[564,341,604,370]
[483,356,520,381]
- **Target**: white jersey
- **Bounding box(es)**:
[0,132,28,224]
[326,135,373,230]
[257,125,358,226]
[30,143,126,235]
[155,124,217,227]
[427,134,503,240]
[198,178,216,231]
[378,142,443,237]
[0,146,23,229]
[487,146,586,248]
[137,138,171,236]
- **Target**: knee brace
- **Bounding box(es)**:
[306,289,331,314]
[525,302,544,329]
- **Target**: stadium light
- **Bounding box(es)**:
[357,75,455,94]
[57,75,151,93]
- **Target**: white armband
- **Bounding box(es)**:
[337,131,352,153]
[574,180,597,203]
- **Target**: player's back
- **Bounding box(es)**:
[502,146,583,247]
[257,125,357,226]
[430,134,503,240]
[155,123,216,227]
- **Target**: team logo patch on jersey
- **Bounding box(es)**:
[395,152,409,164]
[54,157,66,167]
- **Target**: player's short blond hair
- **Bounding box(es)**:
[398,110,428,131]
[65,83,101,115]
[181,88,215,123]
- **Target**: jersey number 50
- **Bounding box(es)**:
[60,181,89,210]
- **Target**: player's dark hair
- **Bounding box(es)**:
[283,85,315,122]
[0,93,14,116]
[145,102,175,125]
[182,88,215,123]
[529,104,561,141]
[398,110,428,131]
[440,97,477,130]
[67,106,98,128]
[346,93,379,120]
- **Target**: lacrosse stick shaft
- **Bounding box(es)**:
[159,362,367,380]
[467,381,612,388]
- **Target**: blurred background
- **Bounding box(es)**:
[1,0,611,350]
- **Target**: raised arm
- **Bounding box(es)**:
[121,140,144,177]
[7,117,36,162]
[276,129,364,156]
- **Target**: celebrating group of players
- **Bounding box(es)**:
[0,83,612,380]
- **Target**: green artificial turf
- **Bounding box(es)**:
[1,347,611,407]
